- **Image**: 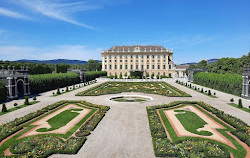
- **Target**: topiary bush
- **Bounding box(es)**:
[238,99,243,108]
[24,96,30,105]
[2,103,7,112]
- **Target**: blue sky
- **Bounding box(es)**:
[0,0,249,64]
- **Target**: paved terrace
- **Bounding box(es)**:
[0,80,249,158]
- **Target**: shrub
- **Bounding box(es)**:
[24,96,30,105]
[14,103,18,107]
[194,72,242,96]
[33,96,37,101]
[214,92,216,95]
[238,99,243,108]
[66,86,69,92]
[0,81,7,103]
[208,90,211,96]
[56,88,60,95]
[230,98,234,102]
[2,103,7,112]
[85,71,107,81]
[201,88,204,93]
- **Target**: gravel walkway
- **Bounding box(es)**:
[0,80,249,158]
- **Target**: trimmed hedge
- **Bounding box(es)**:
[193,72,242,96]
[0,81,7,103]
[30,72,80,94]
[85,71,107,82]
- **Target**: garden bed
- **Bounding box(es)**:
[0,100,109,157]
[147,101,249,158]
[76,82,191,97]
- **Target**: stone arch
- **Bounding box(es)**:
[16,79,25,97]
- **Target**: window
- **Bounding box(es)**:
[125,55,127,59]
[131,65,133,70]
[169,65,171,69]
[115,55,117,59]
[169,73,172,77]
[109,55,111,59]
[115,60,117,62]
[136,65,138,69]
[141,65,144,70]
[158,72,160,76]
[147,55,149,58]
[105,56,107,59]
[163,65,166,69]
[120,60,122,62]
[158,55,160,58]
[152,60,154,62]
[158,65,160,69]
[120,65,122,69]
[109,60,111,62]
[141,55,144,58]
[105,60,107,63]
[136,55,138,58]
[158,60,160,62]
[131,60,133,62]
[147,65,149,69]
[163,72,165,76]
[125,65,128,69]
[105,65,107,69]
[115,65,117,69]
[131,55,133,58]
[120,55,122,59]
[152,55,155,58]
[109,65,112,69]
[125,60,127,62]
[152,65,155,69]
[163,55,166,58]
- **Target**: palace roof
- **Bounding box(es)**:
[102,45,172,53]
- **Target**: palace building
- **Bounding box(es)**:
[101,45,176,78]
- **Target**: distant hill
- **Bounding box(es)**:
[15,59,101,65]
[180,58,219,65]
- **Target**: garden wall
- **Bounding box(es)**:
[193,72,242,96]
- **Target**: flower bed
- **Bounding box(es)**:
[76,82,191,97]
[147,101,249,157]
[0,100,109,157]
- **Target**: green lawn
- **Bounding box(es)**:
[0,101,39,116]
[174,110,212,136]
[227,103,250,113]
[37,108,83,132]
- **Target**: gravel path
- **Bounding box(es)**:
[0,80,249,158]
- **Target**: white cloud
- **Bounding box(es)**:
[17,0,101,29]
[0,7,30,20]
[0,45,101,61]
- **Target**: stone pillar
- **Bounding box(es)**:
[7,77,13,99]
[14,77,17,97]
[246,76,249,96]
[242,76,246,96]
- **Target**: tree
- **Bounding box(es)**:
[196,60,208,70]
[238,99,243,108]
[84,60,102,71]
[201,88,204,93]
[14,103,18,107]
[33,96,37,101]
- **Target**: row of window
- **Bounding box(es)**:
[104,54,169,59]
[104,64,171,70]
[105,59,167,63]
[110,72,172,77]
